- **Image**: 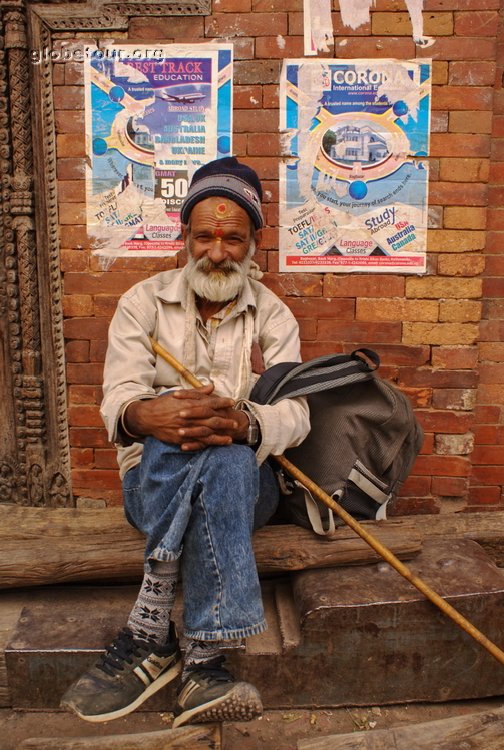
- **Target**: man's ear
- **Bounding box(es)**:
[254,229,263,250]
[181,223,189,241]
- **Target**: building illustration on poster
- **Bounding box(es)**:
[84,44,233,258]
[280,59,431,273]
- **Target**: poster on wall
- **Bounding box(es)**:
[279,58,431,273]
[84,44,233,258]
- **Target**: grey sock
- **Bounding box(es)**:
[127,559,179,646]
[182,639,222,682]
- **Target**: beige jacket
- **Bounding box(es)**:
[101,267,310,478]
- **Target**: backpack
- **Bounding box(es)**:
[250,349,423,536]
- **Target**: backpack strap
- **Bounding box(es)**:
[250,349,380,406]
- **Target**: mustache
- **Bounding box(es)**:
[194,257,242,276]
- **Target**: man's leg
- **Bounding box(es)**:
[60,457,188,723]
[172,444,279,726]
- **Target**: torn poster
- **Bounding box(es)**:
[304,0,333,56]
[279,58,431,273]
[338,0,433,48]
[84,44,233,258]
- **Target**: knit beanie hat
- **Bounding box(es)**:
[180,156,264,229]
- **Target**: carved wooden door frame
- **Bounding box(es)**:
[0,0,210,506]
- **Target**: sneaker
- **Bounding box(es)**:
[60,623,182,723]
[172,656,262,728]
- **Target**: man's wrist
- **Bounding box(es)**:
[235,405,260,446]
[121,399,151,440]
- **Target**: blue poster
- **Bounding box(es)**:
[85,44,233,258]
[280,59,431,273]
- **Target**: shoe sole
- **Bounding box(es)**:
[172,682,263,728]
[62,659,182,723]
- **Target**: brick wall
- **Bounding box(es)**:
[54,0,504,512]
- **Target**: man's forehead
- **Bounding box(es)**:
[189,197,250,227]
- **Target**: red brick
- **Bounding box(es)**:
[474,425,504,444]
[57,158,86,180]
[57,134,86,158]
[68,385,102,405]
[65,340,90,363]
[53,86,84,109]
[449,61,497,85]
[298,319,317,340]
[471,465,504,484]
[217,0,252,9]
[471,446,504,464]
[263,272,323,297]
[60,249,88,273]
[334,37,415,58]
[55,110,85,134]
[467,486,502,505]
[263,85,279,108]
[417,36,496,61]
[397,475,432,497]
[414,455,472,477]
[432,476,470,496]
[206,13,287,36]
[429,182,487,206]
[478,363,504,384]
[285,297,355,319]
[62,294,93,317]
[69,427,110,448]
[58,180,85,203]
[324,276,405,298]
[431,347,479,370]
[430,133,491,158]
[234,85,262,109]
[234,60,281,85]
[70,448,94,468]
[59,203,86,225]
[68,405,103,427]
[253,0,301,9]
[247,132,282,156]
[417,410,473,433]
[90,339,108,362]
[64,272,149,295]
[64,317,109,339]
[72,469,121,490]
[255,36,304,58]
[67,363,104,385]
[128,16,204,38]
[432,85,493,111]
[317,320,401,344]
[94,449,119,469]
[454,10,500,36]
[234,109,279,132]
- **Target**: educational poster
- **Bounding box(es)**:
[84,44,233,258]
[279,59,431,273]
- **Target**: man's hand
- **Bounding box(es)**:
[124,384,249,451]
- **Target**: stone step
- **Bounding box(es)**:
[4,538,504,711]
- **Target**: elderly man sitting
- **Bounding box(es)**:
[61,157,310,727]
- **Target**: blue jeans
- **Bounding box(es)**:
[122,438,279,641]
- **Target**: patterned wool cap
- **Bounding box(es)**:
[180,156,264,229]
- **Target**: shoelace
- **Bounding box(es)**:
[187,655,233,686]
[97,628,151,677]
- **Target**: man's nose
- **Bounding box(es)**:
[206,239,228,263]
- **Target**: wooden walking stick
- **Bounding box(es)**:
[150,336,504,667]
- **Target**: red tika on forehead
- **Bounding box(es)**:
[215,200,232,218]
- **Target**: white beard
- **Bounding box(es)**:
[185,240,255,302]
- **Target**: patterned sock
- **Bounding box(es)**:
[127,559,179,646]
[182,639,223,682]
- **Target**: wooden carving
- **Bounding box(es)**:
[0,0,211,506]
